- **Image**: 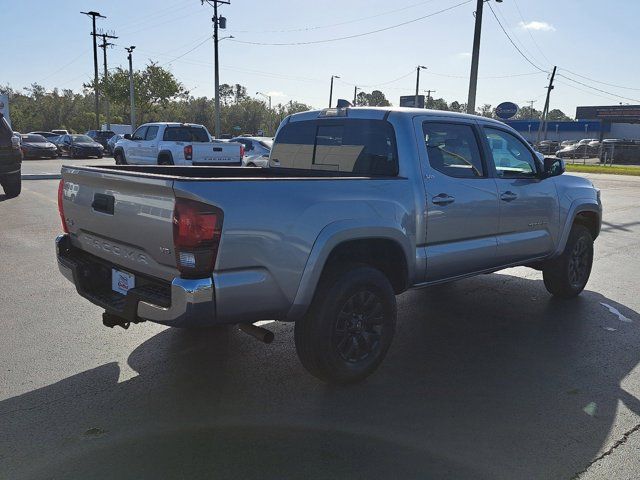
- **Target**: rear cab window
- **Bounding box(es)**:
[270,119,398,176]
[163,126,210,142]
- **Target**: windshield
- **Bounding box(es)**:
[22,134,47,143]
[95,131,115,139]
[71,135,94,143]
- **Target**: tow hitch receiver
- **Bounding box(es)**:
[103,312,134,330]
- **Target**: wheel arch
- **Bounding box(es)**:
[157,150,174,165]
[286,221,413,321]
[553,199,601,257]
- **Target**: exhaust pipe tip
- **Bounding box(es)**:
[238,323,274,344]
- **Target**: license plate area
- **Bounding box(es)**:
[112,268,135,295]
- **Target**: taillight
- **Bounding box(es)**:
[57,179,69,233]
[184,145,193,161]
[173,198,223,278]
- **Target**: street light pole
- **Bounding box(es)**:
[466,0,502,115]
[81,11,105,130]
[329,75,340,107]
[126,46,136,134]
[415,66,426,108]
[256,91,271,109]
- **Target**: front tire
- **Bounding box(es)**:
[543,224,593,298]
[1,172,22,198]
[294,265,397,384]
[114,151,127,165]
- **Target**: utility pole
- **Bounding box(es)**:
[126,46,136,133]
[203,0,230,138]
[97,31,118,130]
[424,89,436,107]
[81,11,105,130]
[353,86,359,106]
[329,75,340,107]
[537,66,557,143]
[415,66,426,108]
[526,99,537,119]
[466,0,503,115]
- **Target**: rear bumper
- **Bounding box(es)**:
[56,234,215,327]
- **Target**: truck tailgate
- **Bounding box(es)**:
[192,142,242,165]
[61,167,178,281]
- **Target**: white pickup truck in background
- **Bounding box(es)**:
[112,122,243,166]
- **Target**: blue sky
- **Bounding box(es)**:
[2,0,639,115]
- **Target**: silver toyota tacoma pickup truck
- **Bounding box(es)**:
[56,107,602,384]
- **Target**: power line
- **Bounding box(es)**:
[229,0,473,46]
[511,0,552,66]
[158,34,213,66]
[493,2,548,70]
[485,2,547,73]
[558,68,640,92]
[556,73,640,103]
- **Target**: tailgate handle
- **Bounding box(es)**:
[92,193,115,215]
[212,147,223,152]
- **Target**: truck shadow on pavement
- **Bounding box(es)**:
[1,273,639,480]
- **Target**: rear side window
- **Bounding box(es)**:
[270,119,398,176]
[423,122,484,178]
[163,126,209,142]
[145,125,159,140]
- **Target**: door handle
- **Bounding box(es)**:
[432,193,455,206]
[500,191,518,202]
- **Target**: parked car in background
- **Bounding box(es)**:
[230,136,273,167]
[29,131,60,141]
[556,142,599,159]
[0,113,22,198]
[57,134,104,159]
[560,140,576,148]
[20,134,59,159]
[536,140,560,155]
[113,122,243,166]
[577,138,598,146]
[51,129,69,135]
[86,130,116,150]
[106,133,123,155]
[55,106,601,384]
[599,139,640,164]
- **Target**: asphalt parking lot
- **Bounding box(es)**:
[1,171,640,479]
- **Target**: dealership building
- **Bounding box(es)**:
[503,105,640,143]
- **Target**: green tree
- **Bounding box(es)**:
[355,90,390,106]
[478,104,493,118]
[94,62,187,125]
[547,109,572,121]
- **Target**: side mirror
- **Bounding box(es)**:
[544,157,565,178]
[123,134,132,140]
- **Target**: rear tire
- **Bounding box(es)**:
[294,265,397,384]
[543,224,593,298]
[114,151,127,165]
[1,172,22,198]
[158,154,174,166]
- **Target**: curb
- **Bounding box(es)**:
[22,174,62,180]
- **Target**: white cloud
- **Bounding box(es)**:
[266,91,286,97]
[519,21,555,32]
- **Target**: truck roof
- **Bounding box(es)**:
[288,106,508,128]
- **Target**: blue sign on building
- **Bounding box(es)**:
[495,102,519,120]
